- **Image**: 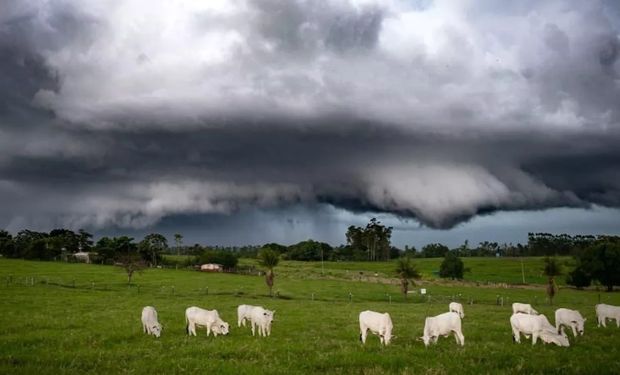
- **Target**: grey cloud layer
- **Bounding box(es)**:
[0,0,619,231]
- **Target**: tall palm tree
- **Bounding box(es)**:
[396,257,421,299]
[258,248,280,297]
[543,257,562,305]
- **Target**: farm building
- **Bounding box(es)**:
[200,263,224,272]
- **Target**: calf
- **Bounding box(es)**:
[421,312,464,347]
[359,310,393,346]
[449,302,465,319]
[512,303,538,315]
[185,306,230,337]
[555,308,586,337]
[141,306,162,338]
[510,313,569,347]
[250,306,275,337]
[596,304,620,328]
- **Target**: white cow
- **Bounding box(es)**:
[141,306,162,338]
[250,306,275,337]
[596,304,620,328]
[421,312,465,347]
[185,306,230,337]
[449,302,465,319]
[510,313,569,347]
[359,310,393,346]
[237,304,258,327]
[555,308,586,337]
[512,303,539,315]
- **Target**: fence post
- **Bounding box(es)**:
[206,286,209,295]
[348,292,352,302]
[389,294,392,304]
[172,286,175,295]
[91,281,95,290]
[311,293,314,301]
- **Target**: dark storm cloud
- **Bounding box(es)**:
[0,0,619,232]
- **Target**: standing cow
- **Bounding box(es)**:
[141,306,162,338]
[510,313,569,347]
[555,308,586,337]
[250,306,275,337]
[359,310,393,346]
[596,304,620,328]
[449,302,465,319]
[421,311,464,347]
[185,306,230,337]
[512,303,539,315]
[237,304,258,327]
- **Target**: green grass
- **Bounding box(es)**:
[1,258,619,374]
[240,256,574,285]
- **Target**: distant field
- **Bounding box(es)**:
[166,255,575,285]
[1,258,619,374]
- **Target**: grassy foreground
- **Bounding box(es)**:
[1,258,619,374]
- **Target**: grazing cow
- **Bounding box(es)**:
[555,308,586,337]
[510,313,569,347]
[596,304,620,328]
[250,306,275,337]
[237,304,258,327]
[359,310,393,346]
[185,306,230,337]
[512,303,538,315]
[421,312,465,347]
[449,302,465,319]
[141,306,162,338]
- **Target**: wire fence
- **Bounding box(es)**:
[1,273,607,309]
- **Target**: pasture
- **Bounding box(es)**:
[1,258,619,374]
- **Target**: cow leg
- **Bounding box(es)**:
[206,324,211,337]
[456,331,465,346]
[251,321,256,336]
[571,325,578,337]
[616,317,620,328]
[360,327,367,344]
[512,328,520,343]
[532,332,538,345]
[143,324,148,334]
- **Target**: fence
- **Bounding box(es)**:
[1,273,606,308]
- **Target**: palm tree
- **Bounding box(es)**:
[396,257,421,299]
[543,257,562,305]
[174,233,183,256]
[258,248,280,297]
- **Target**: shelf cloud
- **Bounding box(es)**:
[1,0,619,233]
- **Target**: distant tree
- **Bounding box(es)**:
[573,241,620,292]
[77,229,93,252]
[422,243,450,258]
[0,230,15,258]
[174,233,183,256]
[543,257,562,304]
[262,243,288,255]
[566,263,591,289]
[395,257,421,299]
[117,253,146,284]
[346,218,393,261]
[287,240,332,261]
[139,233,168,267]
[439,252,464,280]
[258,248,280,297]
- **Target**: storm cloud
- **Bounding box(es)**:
[1,0,619,235]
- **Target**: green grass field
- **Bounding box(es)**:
[1,258,619,374]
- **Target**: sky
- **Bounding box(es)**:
[1,0,620,248]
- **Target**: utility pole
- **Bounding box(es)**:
[521,258,526,284]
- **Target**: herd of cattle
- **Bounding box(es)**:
[140,302,620,347]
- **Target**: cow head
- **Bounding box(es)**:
[575,319,586,335]
[262,310,275,325]
[151,323,162,338]
[213,321,230,335]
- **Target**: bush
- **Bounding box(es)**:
[439,252,464,280]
